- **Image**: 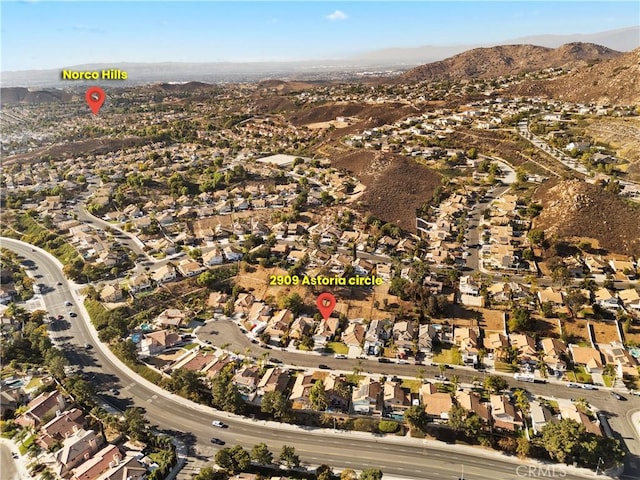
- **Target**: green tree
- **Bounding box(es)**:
[509,307,533,332]
[340,469,358,480]
[250,442,273,465]
[194,466,227,480]
[281,292,304,316]
[261,390,290,421]
[309,379,328,411]
[483,375,508,394]
[359,468,383,480]
[527,229,545,246]
[316,464,334,480]
[122,407,148,441]
[211,365,244,414]
[279,445,300,468]
[404,405,428,432]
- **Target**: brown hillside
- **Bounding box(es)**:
[509,48,640,105]
[398,42,620,83]
[287,102,415,128]
[332,150,442,232]
[533,179,640,256]
[0,87,74,105]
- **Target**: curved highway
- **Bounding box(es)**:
[2,237,635,480]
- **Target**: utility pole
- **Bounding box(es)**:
[595,456,603,476]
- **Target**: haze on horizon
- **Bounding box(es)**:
[2,1,639,73]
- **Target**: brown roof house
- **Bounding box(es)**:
[53,429,103,477]
[70,444,122,480]
[454,327,481,364]
[139,329,181,356]
[569,345,604,374]
[352,378,382,415]
[15,390,66,428]
[37,408,86,450]
[490,395,523,431]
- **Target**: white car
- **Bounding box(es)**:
[334,354,347,359]
[211,420,225,428]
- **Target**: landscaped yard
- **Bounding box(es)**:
[326,342,349,354]
[566,366,593,384]
[432,345,462,366]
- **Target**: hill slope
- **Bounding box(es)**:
[533,179,640,256]
[398,42,620,83]
[509,47,640,104]
[0,87,74,105]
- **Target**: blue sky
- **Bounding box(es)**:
[1,1,638,71]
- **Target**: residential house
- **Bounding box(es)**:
[127,274,152,295]
[156,308,189,328]
[530,400,555,434]
[342,322,366,348]
[313,317,339,351]
[264,309,294,344]
[37,408,86,450]
[418,324,437,356]
[234,293,255,313]
[455,391,490,423]
[53,429,103,477]
[423,392,454,420]
[70,444,122,480]
[289,373,316,410]
[206,292,229,312]
[256,368,290,403]
[289,316,314,341]
[541,338,568,374]
[177,259,206,278]
[537,287,564,308]
[202,248,225,266]
[352,378,381,415]
[454,327,481,364]
[324,374,350,411]
[223,245,243,262]
[100,285,124,303]
[483,333,509,361]
[151,264,177,284]
[619,288,640,311]
[15,390,66,428]
[139,330,181,356]
[383,381,410,413]
[510,334,537,363]
[569,345,604,374]
[490,395,523,431]
[594,288,619,310]
[94,454,148,480]
[363,319,391,356]
[392,320,416,358]
[233,366,261,400]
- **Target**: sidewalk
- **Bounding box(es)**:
[0,437,33,480]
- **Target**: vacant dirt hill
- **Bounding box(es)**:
[332,150,442,232]
[398,42,620,83]
[533,179,640,256]
[287,102,414,128]
[0,87,74,105]
[509,47,640,105]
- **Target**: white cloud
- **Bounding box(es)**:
[326,10,348,21]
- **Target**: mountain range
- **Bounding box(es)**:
[1,26,638,88]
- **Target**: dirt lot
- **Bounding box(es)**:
[330,150,443,232]
[562,318,589,343]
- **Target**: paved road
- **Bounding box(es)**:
[3,237,637,479]
[0,443,19,480]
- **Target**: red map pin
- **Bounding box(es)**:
[85,86,106,115]
[316,292,336,320]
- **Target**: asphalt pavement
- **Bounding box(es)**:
[3,237,637,480]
